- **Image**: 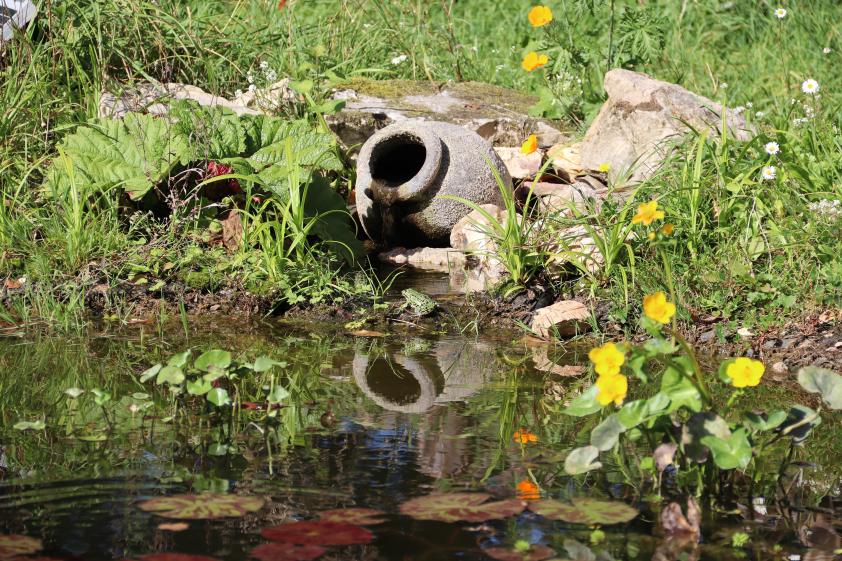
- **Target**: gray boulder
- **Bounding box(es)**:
[580,69,753,184]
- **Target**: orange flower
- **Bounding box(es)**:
[528,5,553,27]
[521,52,549,72]
[521,134,538,154]
[516,479,540,500]
[513,428,538,444]
[661,223,674,236]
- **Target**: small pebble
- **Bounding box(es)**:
[771,361,788,375]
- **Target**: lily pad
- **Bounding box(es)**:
[529,498,638,525]
[318,508,386,525]
[484,545,556,561]
[399,493,526,523]
[261,521,373,546]
[0,535,42,559]
[137,493,264,519]
[251,543,326,561]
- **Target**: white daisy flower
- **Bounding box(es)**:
[391,54,408,65]
[802,79,819,94]
[764,141,780,155]
[774,8,787,19]
[746,101,754,108]
[823,47,832,54]
[755,111,765,118]
[761,165,777,181]
[259,61,269,70]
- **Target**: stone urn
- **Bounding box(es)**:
[355,121,512,247]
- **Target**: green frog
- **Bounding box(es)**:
[400,288,437,317]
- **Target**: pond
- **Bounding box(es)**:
[0,316,840,561]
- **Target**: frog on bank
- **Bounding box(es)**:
[400,288,437,317]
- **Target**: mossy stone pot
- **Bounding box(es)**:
[355,121,512,247]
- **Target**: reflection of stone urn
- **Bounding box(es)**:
[355,121,512,247]
[352,339,496,413]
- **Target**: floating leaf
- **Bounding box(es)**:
[318,508,386,526]
[564,445,602,475]
[251,543,326,561]
[399,493,526,523]
[529,498,638,525]
[701,428,752,470]
[484,545,556,561]
[0,535,42,559]
[137,493,264,519]
[797,366,842,410]
[261,521,372,546]
[195,350,232,372]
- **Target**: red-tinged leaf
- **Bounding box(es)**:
[0,534,42,559]
[137,493,264,519]
[157,523,189,532]
[399,493,526,523]
[318,508,386,526]
[529,498,638,525]
[251,543,326,561]
[484,545,556,561]
[261,521,372,546]
[128,555,221,561]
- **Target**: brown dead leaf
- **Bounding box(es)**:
[654,442,678,474]
[530,300,590,339]
[660,497,701,539]
[158,522,189,532]
[349,330,386,337]
[221,211,243,252]
[4,278,22,290]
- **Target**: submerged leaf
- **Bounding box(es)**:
[261,521,372,546]
[318,508,386,526]
[564,445,602,475]
[797,366,842,409]
[399,493,526,523]
[529,498,638,525]
[137,493,264,519]
[0,534,43,559]
[250,543,326,561]
[484,545,556,561]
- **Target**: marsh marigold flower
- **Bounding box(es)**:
[726,357,765,388]
[516,479,540,500]
[643,291,676,325]
[528,5,553,27]
[596,374,628,406]
[631,200,665,226]
[521,51,549,72]
[588,342,625,377]
[513,428,538,444]
[521,134,538,154]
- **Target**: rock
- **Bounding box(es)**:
[377,247,467,272]
[530,300,591,339]
[532,180,604,215]
[326,78,569,152]
[449,204,506,252]
[547,141,587,182]
[771,361,789,375]
[737,327,754,338]
[356,121,512,246]
[99,82,260,119]
[579,69,754,185]
[493,147,544,179]
[230,78,299,112]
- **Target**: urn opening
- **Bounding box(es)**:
[366,357,423,405]
[369,134,428,187]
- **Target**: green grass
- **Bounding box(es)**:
[0,0,840,328]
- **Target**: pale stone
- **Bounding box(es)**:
[493,147,544,179]
[530,300,591,339]
[99,82,260,119]
[377,247,467,272]
[580,69,753,185]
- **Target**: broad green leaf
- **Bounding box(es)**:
[742,410,787,432]
[682,412,732,463]
[701,428,752,470]
[797,366,842,409]
[168,350,192,368]
[268,385,290,404]
[157,366,185,386]
[253,355,285,372]
[206,388,231,407]
[140,363,162,383]
[778,405,821,443]
[563,386,602,417]
[564,445,602,475]
[590,414,625,452]
[13,420,46,431]
[530,498,638,525]
[195,350,232,372]
[137,492,264,519]
[91,388,111,405]
[186,379,213,396]
[660,363,702,413]
[617,393,669,429]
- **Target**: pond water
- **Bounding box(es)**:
[0,318,840,561]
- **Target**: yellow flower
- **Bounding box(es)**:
[596,374,628,406]
[513,428,538,444]
[528,5,553,27]
[521,51,549,72]
[643,291,676,325]
[631,200,665,226]
[726,357,765,388]
[521,134,538,154]
[647,232,656,241]
[597,162,611,173]
[588,342,625,377]
[661,223,674,236]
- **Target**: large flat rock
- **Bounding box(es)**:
[326,79,569,152]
